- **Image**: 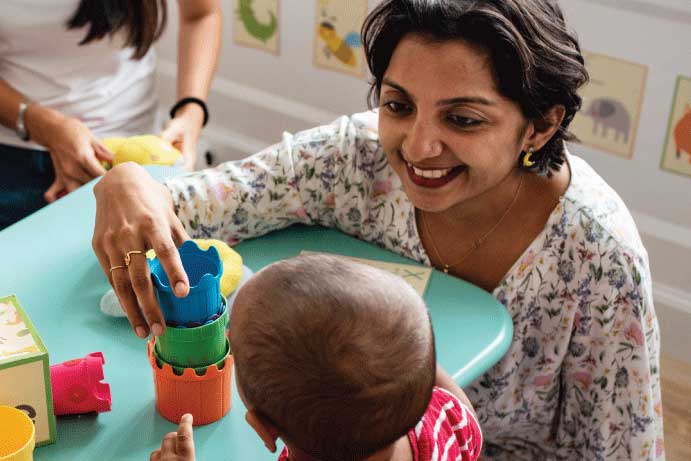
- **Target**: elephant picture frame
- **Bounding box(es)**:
[570,51,648,158]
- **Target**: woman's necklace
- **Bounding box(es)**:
[421,174,524,274]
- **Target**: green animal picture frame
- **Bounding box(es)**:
[233,0,280,55]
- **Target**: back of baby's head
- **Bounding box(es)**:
[231,254,435,460]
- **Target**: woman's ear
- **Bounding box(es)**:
[246,410,280,453]
[524,104,566,151]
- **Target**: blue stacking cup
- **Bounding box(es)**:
[149,240,223,325]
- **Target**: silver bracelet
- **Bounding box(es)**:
[15,101,30,141]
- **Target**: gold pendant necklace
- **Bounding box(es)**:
[421,174,524,274]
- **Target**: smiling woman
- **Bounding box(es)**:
[92,1,663,460]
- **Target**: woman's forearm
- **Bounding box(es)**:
[175,0,222,108]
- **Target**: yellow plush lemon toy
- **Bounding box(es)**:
[102,135,181,169]
[146,239,243,298]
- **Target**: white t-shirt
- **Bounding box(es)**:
[0,0,158,150]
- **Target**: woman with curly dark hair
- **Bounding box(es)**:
[92,1,663,459]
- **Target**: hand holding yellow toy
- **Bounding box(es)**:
[48,135,182,201]
[101,135,182,170]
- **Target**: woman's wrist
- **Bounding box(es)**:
[172,103,205,130]
[170,97,208,128]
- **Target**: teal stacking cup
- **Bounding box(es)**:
[149,240,223,326]
[155,299,229,369]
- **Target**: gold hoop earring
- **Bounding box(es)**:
[522,147,536,168]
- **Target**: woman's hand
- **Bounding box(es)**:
[92,162,191,338]
[24,104,113,201]
[150,414,196,461]
[161,104,204,171]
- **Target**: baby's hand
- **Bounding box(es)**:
[150,414,196,461]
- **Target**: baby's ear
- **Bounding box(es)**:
[246,410,280,453]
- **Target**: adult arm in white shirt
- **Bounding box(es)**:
[161,0,222,171]
[0,79,113,202]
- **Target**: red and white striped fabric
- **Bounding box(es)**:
[408,387,482,461]
[276,386,482,461]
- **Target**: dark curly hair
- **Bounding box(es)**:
[362,0,589,176]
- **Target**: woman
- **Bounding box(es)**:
[0,0,221,229]
[92,1,663,459]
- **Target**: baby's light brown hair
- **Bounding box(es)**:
[230,254,436,460]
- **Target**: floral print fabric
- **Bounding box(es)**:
[165,111,663,460]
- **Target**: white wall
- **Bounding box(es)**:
[156,0,691,363]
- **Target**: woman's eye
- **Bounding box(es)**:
[383,101,411,114]
[447,114,482,128]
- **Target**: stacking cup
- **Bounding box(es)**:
[0,405,35,461]
[147,339,233,426]
[49,352,111,416]
[149,240,222,325]
[155,299,228,369]
[153,337,230,376]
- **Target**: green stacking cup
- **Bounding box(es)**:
[153,338,231,376]
[155,299,229,368]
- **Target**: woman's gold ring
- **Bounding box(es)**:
[124,250,147,266]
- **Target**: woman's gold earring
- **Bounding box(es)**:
[522,147,536,168]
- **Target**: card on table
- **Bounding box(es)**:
[300,251,432,296]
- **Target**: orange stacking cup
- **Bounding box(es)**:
[147,340,233,426]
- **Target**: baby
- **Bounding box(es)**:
[150,254,482,461]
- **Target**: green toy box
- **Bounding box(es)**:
[0,295,56,446]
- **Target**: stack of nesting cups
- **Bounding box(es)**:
[147,240,233,426]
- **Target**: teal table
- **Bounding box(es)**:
[0,167,512,460]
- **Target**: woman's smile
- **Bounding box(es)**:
[404,160,466,188]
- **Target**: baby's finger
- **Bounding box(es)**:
[149,449,161,461]
[176,414,195,458]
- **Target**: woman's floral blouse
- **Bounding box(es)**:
[166,112,663,460]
